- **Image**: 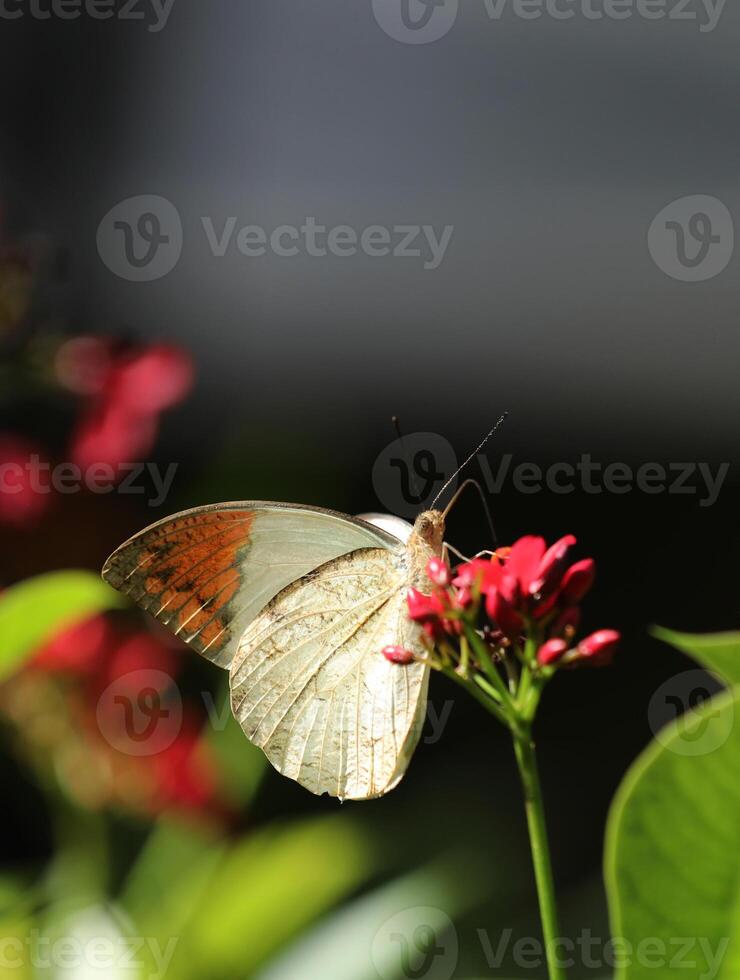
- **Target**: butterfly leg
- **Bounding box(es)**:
[443,544,500,565]
[443,542,470,564]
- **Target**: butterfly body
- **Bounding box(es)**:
[103,503,444,799]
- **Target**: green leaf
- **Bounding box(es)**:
[204,685,268,807]
[0,570,124,680]
[605,687,740,979]
[257,852,488,980]
[164,815,374,980]
[121,818,227,931]
[651,626,740,687]
[119,817,228,980]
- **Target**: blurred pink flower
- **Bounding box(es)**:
[70,405,158,473]
[93,630,180,696]
[108,344,194,415]
[151,712,221,815]
[69,343,194,473]
[0,435,50,528]
[26,612,227,822]
[32,614,112,674]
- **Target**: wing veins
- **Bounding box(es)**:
[251,589,396,748]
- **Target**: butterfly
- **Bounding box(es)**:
[102,501,446,800]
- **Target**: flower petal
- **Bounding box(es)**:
[506,536,546,592]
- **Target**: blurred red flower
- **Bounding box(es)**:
[151,712,220,814]
[32,614,112,674]
[24,611,227,822]
[0,435,51,528]
[109,344,195,415]
[95,631,180,692]
[70,342,194,473]
[70,406,158,473]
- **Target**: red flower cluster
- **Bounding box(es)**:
[0,340,194,529]
[403,534,620,669]
[66,341,194,472]
[25,614,226,820]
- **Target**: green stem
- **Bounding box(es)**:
[463,624,512,707]
[512,729,566,980]
[446,669,511,728]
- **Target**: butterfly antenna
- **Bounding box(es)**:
[392,415,422,500]
[441,478,498,547]
[431,412,509,510]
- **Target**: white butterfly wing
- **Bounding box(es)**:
[230,546,429,800]
[102,502,404,669]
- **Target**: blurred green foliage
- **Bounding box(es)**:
[0,571,123,681]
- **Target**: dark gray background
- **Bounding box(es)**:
[2,0,739,458]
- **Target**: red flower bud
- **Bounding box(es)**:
[577,629,620,666]
[498,573,521,606]
[382,645,415,664]
[485,582,524,637]
[529,534,577,597]
[453,558,502,594]
[406,588,442,622]
[537,638,569,667]
[455,586,473,609]
[506,535,545,593]
[560,559,596,604]
[530,589,560,621]
[426,556,451,587]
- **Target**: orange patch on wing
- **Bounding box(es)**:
[106,509,256,657]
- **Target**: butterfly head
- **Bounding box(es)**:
[412,509,445,554]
